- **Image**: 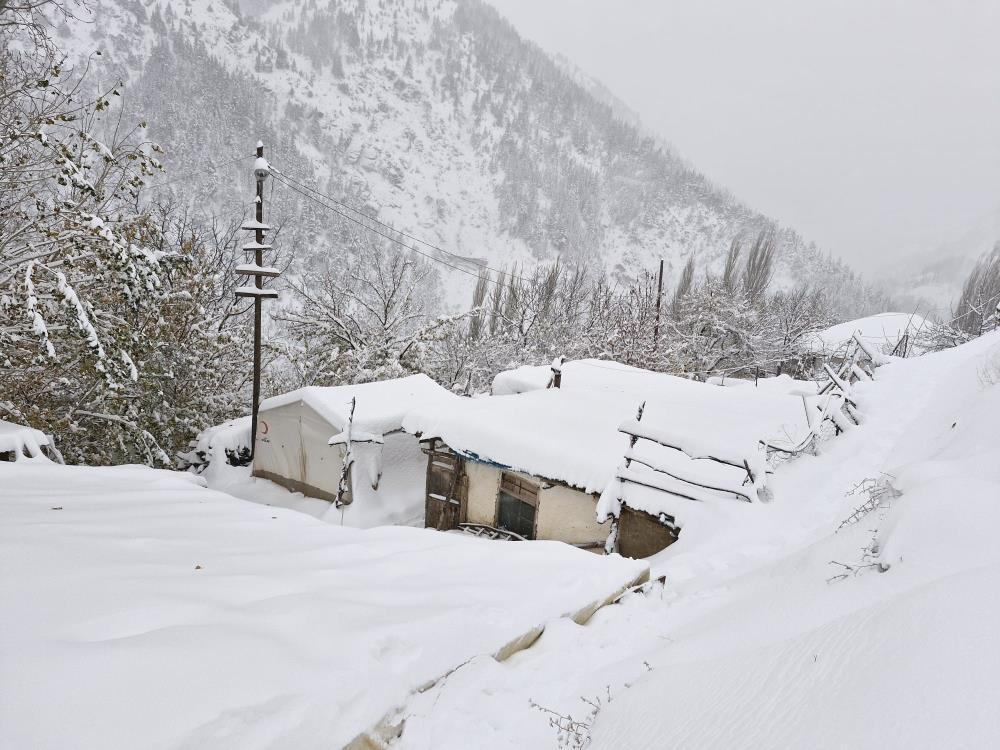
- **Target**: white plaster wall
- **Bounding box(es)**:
[536,484,605,545]
[462,462,604,545]
[465,461,500,525]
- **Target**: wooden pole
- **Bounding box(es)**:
[653,258,664,351]
[250,142,265,460]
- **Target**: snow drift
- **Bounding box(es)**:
[0,463,646,750]
[395,331,1000,749]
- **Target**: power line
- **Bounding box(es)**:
[269,163,541,285]
[270,163,1000,342]
[141,154,252,192]
[270,165,475,263]
[270,172,526,288]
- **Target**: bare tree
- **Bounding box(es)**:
[671,255,695,313]
[722,235,742,292]
[277,234,448,384]
[742,230,776,305]
[953,244,1000,337]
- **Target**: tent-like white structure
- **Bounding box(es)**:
[253,374,458,527]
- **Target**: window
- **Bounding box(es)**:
[496,473,539,540]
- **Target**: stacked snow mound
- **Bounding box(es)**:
[0,462,648,750]
[183,415,252,470]
[808,312,930,356]
[0,420,54,462]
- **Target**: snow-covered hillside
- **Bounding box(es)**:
[61,0,880,310]
[393,331,1000,748]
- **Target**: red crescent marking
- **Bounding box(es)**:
[260,420,269,436]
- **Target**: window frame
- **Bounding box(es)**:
[495,472,540,540]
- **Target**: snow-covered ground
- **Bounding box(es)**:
[4,332,1000,749]
[0,463,646,749]
[395,331,1000,748]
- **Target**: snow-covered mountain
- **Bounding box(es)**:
[874,205,1000,319]
[62,0,880,310]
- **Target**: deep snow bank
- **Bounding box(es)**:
[395,332,1000,749]
[589,331,1000,749]
[0,463,646,750]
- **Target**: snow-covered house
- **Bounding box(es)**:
[253,375,458,526]
[406,363,814,556]
[403,388,638,548]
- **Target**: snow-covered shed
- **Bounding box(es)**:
[253,375,458,527]
[405,367,814,555]
[404,388,638,548]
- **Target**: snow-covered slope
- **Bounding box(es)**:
[808,311,931,355]
[394,331,1000,748]
[62,0,880,310]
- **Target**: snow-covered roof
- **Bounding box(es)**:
[493,358,728,398]
[0,420,51,461]
[258,374,458,436]
[405,377,813,494]
[404,388,638,493]
[808,313,930,355]
[707,373,819,397]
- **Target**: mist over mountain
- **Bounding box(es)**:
[62,0,885,312]
[875,205,1000,319]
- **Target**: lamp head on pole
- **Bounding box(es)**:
[254,156,270,183]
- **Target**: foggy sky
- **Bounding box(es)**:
[487,0,1000,273]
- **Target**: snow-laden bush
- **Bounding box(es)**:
[1,5,252,465]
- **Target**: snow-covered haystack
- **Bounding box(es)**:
[0,420,59,463]
[182,415,252,472]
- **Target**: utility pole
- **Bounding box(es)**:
[236,141,280,460]
[653,258,664,351]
